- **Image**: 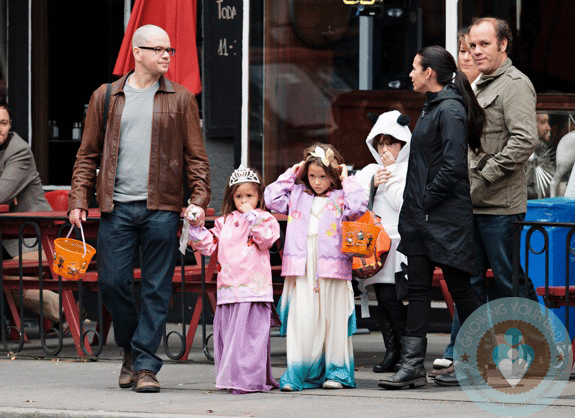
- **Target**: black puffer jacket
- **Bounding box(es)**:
[397,84,475,274]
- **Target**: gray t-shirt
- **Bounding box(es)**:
[113,80,159,202]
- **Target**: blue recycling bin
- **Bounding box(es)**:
[520,197,575,338]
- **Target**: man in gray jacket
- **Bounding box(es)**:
[466,17,538,302]
[0,100,62,327]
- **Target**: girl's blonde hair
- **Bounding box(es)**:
[298,143,345,193]
[221,168,266,217]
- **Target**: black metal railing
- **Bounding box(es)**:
[514,220,575,337]
[0,220,215,360]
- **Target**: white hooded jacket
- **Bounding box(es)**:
[354,110,411,287]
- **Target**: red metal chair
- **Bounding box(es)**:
[44,190,69,211]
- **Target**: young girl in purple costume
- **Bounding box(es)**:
[264,144,367,391]
[188,166,281,394]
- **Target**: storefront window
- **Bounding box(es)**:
[250,0,432,184]
[249,0,359,183]
[0,0,6,99]
[249,0,575,184]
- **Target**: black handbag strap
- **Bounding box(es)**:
[368,174,377,211]
[101,83,111,138]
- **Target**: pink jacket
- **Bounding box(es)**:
[264,168,367,280]
[188,209,280,305]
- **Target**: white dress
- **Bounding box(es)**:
[277,197,357,390]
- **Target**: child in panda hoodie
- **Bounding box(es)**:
[354,110,411,374]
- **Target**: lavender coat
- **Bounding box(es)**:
[264,168,367,280]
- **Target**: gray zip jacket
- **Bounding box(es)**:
[468,58,538,215]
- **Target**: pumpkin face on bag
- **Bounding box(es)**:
[342,211,391,279]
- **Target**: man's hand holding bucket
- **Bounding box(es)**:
[69,208,87,229]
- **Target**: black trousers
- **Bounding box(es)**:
[372,282,407,338]
[405,255,480,337]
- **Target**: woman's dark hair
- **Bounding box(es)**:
[221,168,266,217]
[417,45,484,154]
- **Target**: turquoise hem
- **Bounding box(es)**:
[280,357,357,391]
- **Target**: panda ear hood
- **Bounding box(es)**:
[365,110,412,165]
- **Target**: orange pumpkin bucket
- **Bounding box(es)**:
[52,225,96,280]
[341,213,383,257]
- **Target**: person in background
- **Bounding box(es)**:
[457,29,481,88]
[0,99,64,331]
[378,45,482,390]
[265,143,367,391]
[188,166,280,394]
[68,25,210,393]
[354,111,411,373]
[527,112,555,199]
[536,113,552,145]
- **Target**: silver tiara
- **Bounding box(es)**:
[229,165,260,186]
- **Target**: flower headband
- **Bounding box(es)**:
[308,146,337,168]
[229,165,260,186]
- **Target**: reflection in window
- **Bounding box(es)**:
[253,0,359,184]
[528,111,575,198]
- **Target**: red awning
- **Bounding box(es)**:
[113,0,201,95]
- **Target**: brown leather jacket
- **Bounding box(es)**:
[69,73,210,213]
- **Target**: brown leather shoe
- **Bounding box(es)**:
[429,364,454,378]
[118,353,135,388]
[133,370,160,393]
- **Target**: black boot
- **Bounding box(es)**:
[378,336,427,389]
[373,310,401,373]
[372,284,406,373]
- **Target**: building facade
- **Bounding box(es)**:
[1,0,574,209]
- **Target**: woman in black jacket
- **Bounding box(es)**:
[378,46,483,389]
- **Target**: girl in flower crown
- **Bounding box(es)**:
[264,143,367,391]
[187,166,281,394]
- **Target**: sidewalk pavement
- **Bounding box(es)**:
[1,325,574,418]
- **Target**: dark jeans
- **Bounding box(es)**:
[472,213,538,302]
[442,213,539,358]
[97,201,180,373]
[406,255,479,338]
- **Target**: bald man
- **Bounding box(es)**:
[68,25,210,392]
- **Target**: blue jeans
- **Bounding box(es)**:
[443,213,538,359]
[97,201,180,373]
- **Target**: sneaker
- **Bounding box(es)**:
[432,358,453,369]
[118,353,135,389]
[281,384,294,392]
[322,380,343,389]
[133,370,160,393]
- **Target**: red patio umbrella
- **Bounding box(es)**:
[113,0,201,95]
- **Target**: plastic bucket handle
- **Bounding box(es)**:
[66,223,87,257]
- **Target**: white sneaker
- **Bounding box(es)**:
[281,384,294,392]
[322,380,343,389]
[433,358,453,369]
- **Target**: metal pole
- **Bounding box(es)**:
[359,15,373,90]
[124,0,131,30]
[445,0,458,60]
